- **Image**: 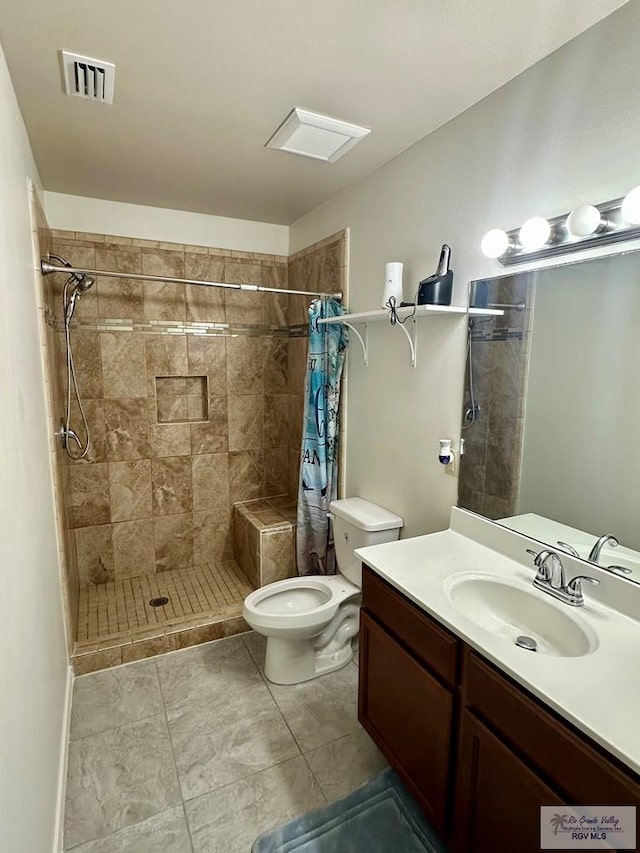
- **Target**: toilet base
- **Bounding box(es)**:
[264,636,353,685]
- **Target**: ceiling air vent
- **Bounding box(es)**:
[60,50,115,104]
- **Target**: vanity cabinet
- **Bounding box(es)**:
[358,566,640,852]
[359,567,459,834]
[359,611,454,834]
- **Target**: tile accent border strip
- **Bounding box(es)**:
[46,314,305,338]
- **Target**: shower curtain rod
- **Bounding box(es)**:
[40,258,343,300]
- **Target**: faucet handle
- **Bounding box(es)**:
[607,564,633,575]
[566,575,600,605]
[557,541,580,558]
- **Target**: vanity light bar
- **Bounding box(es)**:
[482,187,640,265]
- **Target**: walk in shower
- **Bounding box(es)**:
[35,214,348,673]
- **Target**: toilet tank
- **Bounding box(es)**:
[329,497,403,588]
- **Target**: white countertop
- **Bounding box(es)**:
[356,511,640,776]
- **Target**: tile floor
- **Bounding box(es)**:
[76,561,253,648]
[64,632,386,852]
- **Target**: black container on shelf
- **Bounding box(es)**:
[417,244,453,305]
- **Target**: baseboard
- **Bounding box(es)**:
[52,666,73,853]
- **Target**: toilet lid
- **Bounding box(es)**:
[329,497,403,531]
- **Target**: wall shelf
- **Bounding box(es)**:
[318,304,503,367]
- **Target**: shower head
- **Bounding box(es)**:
[75,275,95,292]
[48,253,95,292]
[53,250,95,325]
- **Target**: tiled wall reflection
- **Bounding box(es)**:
[41,228,348,596]
[458,275,535,519]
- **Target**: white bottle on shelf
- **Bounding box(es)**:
[382,262,403,308]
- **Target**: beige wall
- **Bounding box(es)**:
[289,2,640,537]
[0,44,69,853]
[45,192,289,256]
[519,252,640,550]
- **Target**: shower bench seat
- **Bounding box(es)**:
[233,496,297,588]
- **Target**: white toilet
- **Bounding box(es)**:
[243,497,403,684]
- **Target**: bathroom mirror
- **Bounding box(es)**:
[459,248,640,584]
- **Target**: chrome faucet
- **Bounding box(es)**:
[527,548,565,589]
[526,548,600,607]
[588,534,619,564]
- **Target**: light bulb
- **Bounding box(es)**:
[566,205,602,238]
[621,186,640,225]
[519,216,551,251]
[480,229,510,259]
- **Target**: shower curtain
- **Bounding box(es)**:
[296,298,348,576]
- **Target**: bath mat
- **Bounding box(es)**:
[251,768,448,852]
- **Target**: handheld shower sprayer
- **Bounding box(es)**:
[49,253,95,460]
[65,288,81,324]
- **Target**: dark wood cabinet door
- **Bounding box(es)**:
[358,610,454,835]
[452,710,565,853]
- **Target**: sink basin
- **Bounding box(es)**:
[445,573,598,657]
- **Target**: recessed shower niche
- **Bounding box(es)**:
[155,374,209,423]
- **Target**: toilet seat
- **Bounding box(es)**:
[243,575,359,637]
[242,496,403,684]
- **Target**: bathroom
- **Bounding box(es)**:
[1,1,639,851]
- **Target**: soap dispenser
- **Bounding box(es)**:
[417,244,453,306]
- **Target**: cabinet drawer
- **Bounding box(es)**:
[465,651,640,805]
[362,565,459,687]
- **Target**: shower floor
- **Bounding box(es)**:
[73,561,253,672]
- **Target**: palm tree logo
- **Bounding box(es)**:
[550,814,569,835]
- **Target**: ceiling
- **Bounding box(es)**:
[0,0,628,225]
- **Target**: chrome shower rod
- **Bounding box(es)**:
[487,302,526,311]
[41,258,343,300]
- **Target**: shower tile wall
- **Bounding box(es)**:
[458,276,534,519]
[45,230,294,599]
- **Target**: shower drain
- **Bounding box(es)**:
[149,596,169,607]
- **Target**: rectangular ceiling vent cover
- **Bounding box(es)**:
[60,50,115,104]
[266,108,370,163]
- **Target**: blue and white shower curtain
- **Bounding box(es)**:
[296,299,348,576]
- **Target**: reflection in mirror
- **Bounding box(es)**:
[459,250,640,584]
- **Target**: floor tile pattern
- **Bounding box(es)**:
[77,561,252,646]
[64,633,386,852]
